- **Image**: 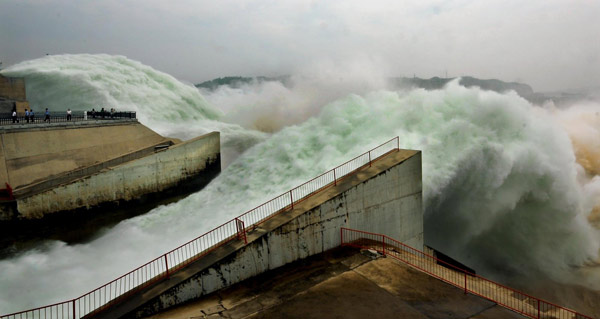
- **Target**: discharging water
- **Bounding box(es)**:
[1,54,599,315]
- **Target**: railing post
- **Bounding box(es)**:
[368,151,372,167]
[382,236,386,256]
[164,255,170,279]
[464,271,467,294]
[333,169,337,186]
[537,300,540,319]
[235,218,247,244]
[290,191,294,209]
[340,228,343,246]
[72,299,76,319]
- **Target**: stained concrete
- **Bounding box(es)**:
[0,121,221,220]
[0,121,169,189]
[14,131,220,219]
[0,75,26,101]
[140,247,525,319]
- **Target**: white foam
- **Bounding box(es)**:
[1,55,599,313]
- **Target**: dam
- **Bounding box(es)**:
[0,74,221,221]
[1,137,592,319]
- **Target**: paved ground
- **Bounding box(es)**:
[142,247,524,319]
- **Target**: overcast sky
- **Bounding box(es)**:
[1,0,599,91]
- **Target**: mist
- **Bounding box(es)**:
[201,59,391,132]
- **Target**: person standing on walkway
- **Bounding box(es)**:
[66,109,72,121]
[30,109,34,123]
[11,110,18,123]
[44,108,50,122]
[25,109,30,123]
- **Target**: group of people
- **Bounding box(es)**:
[10,108,66,123]
[89,107,116,119]
[8,107,122,124]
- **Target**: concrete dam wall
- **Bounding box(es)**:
[0,74,29,113]
[0,121,170,189]
[0,121,220,220]
[104,149,422,318]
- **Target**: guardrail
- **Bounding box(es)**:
[340,228,592,319]
[0,111,136,125]
[1,137,400,319]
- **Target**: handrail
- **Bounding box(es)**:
[1,137,400,319]
[340,228,593,319]
[0,111,136,125]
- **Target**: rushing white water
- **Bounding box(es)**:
[2,54,268,167]
[1,55,600,314]
[2,54,221,123]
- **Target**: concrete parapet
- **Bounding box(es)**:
[0,118,138,132]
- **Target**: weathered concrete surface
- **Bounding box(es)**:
[141,247,525,319]
[0,75,27,101]
[12,138,175,199]
[94,149,422,318]
[15,132,220,219]
[0,121,169,189]
[0,75,30,115]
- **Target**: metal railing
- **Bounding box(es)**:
[340,228,593,319]
[0,111,136,125]
[1,137,400,319]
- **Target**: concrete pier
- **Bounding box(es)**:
[97,149,422,318]
[0,121,221,220]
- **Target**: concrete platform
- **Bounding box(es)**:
[141,246,525,319]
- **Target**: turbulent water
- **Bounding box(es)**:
[1,54,600,314]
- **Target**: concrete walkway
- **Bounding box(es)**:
[141,246,524,319]
[350,239,592,319]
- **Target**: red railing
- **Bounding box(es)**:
[340,228,593,319]
[1,137,400,319]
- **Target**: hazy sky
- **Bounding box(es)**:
[1,0,599,91]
